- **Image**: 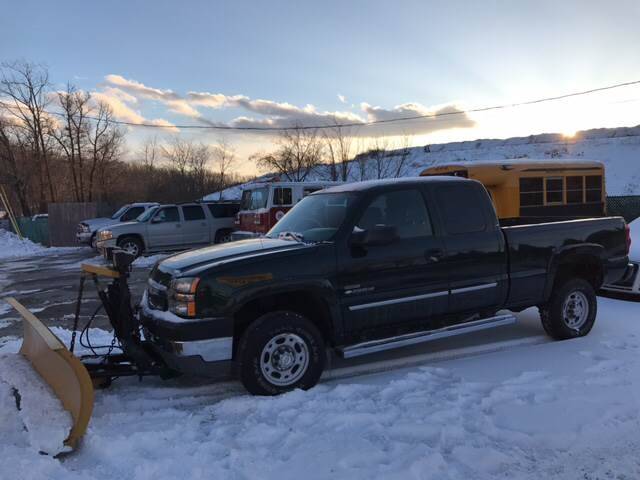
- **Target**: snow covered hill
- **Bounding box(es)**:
[206,124,640,200]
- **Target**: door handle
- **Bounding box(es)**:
[175,224,182,228]
[425,248,444,263]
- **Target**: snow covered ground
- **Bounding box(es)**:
[0,230,85,261]
[1,297,639,479]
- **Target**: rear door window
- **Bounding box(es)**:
[182,205,205,221]
[435,185,488,234]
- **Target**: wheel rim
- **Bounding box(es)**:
[260,333,309,387]
[121,241,139,257]
[562,290,589,330]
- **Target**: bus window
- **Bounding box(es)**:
[585,176,602,202]
[520,177,543,207]
[566,176,584,204]
[545,177,563,204]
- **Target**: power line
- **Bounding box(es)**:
[1,79,639,132]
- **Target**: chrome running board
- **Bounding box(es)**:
[338,314,517,359]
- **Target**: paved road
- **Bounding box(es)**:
[0,249,152,337]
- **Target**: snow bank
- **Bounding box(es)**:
[0,354,72,455]
[0,229,82,260]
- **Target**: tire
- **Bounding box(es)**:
[539,278,597,340]
[215,229,232,244]
[237,311,325,396]
[117,236,143,258]
[90,233,97,250]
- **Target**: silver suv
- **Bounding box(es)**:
[95,202,240,257]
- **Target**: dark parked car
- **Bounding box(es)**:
[141,177,629,395]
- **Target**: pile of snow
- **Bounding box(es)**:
[0,230,82,261]
[0,230,51,259]
[0,354,72,455]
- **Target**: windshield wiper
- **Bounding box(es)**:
[277,231,305,242]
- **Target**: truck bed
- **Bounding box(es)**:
[502,217,629,309]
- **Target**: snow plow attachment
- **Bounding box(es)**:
[5,297,94,451]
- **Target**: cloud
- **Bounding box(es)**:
[360,102,475,135]
[98,74,474,136]
[104,74,180,102]
[92,88,178,131]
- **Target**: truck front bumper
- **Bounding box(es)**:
[76,232,93,244]
[140,293,235,380]
[96,238,117,257]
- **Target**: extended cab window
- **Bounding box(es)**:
[357,189,433,239]
[182,205,205,221]
[153,207,180,223]
[121,206,145,222]
[436,185,487,234]
[273,187,293,206]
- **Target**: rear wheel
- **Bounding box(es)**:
[539,278,597,340]
[215,229,232,244]
[117,236,143,258]
[237,311,325,395]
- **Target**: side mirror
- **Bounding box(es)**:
[351,225,398,247]
[151,217,161,224]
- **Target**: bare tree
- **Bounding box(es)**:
[0,61,56,208]
[189,142,211,194]
[86,101,124,201]
[213,137,236,190]
[161,137,193,176]
[323,121,354,182]
[256,126,324,181]
[52,83,92,201]
[0,117,33,215]
[139,136,159,170]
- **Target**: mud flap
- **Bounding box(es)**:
[5,297,94,451]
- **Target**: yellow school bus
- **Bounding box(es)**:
[420,160,606,224]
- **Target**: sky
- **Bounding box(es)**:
[2,0,640,175]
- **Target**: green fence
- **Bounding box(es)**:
[15,217,50,246]
[607,196,640,223]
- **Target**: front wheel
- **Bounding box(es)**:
[539,278,597,340]
[117,236,143,258]
[237,311,325,395]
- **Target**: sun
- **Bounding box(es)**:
[561,129,577,139]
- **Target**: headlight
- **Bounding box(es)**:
[98,230,113,241]
[169,277,200,317]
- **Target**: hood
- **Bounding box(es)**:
[81,217,117,231]
[106,220,143,233]
[158,238,314,275]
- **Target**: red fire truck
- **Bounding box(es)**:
[232,180,342,239]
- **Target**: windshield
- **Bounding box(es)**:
[240,188,269,211]
[136,206,158,222]
[111,205,130,219]
[267,193,355,242]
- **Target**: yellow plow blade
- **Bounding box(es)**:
[5,297,94,451]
